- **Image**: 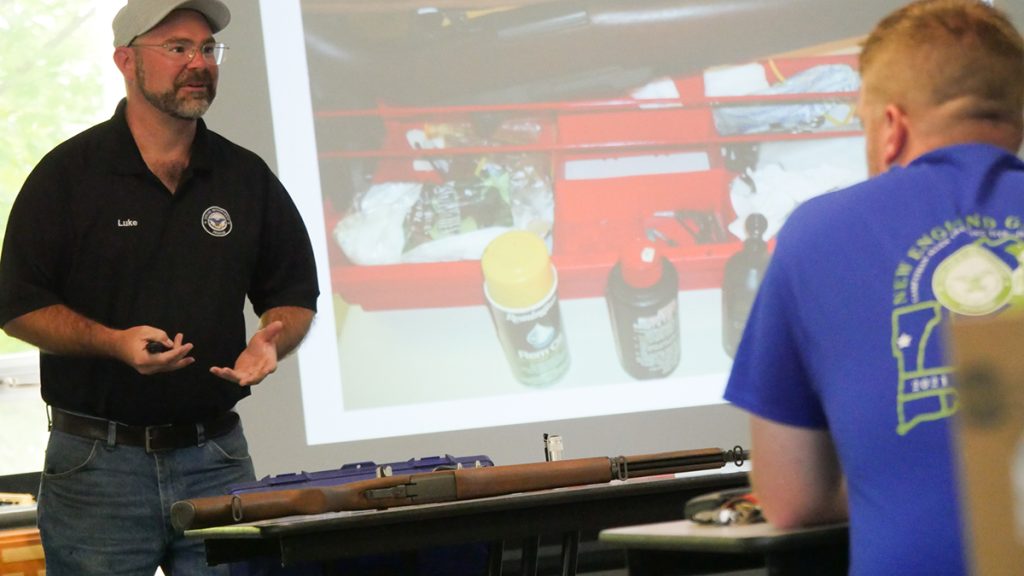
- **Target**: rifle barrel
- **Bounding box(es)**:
[621,446,748,478]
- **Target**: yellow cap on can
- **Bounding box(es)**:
[481,231,554,309]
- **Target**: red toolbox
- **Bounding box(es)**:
[322,55,860,310]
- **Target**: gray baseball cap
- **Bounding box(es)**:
[113,0,231,47]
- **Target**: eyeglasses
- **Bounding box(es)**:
[131,41,229,66]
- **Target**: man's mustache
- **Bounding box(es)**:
[177,70,214,87]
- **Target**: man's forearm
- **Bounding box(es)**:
[2,304,118,357]
[259,306,314,358]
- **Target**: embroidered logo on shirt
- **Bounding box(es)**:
[932,244,1014,316]
[202,206,232,237]
[891,214,1024,436]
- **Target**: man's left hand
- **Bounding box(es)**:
[210,321,283,386]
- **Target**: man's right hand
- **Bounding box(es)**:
[119,328,195,375]
[1,303,195,375]
[2,305,195,375]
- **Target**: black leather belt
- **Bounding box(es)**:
[50,408,239,453]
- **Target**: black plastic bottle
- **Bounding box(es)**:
[606,241,681,379]
[722,213,770,358]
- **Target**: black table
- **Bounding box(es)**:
[599,519,849,575]
[186,471,749,575]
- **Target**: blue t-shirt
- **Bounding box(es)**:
[725,143,1024,576]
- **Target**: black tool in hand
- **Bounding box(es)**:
[145,341,170,354]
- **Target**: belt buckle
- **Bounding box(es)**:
[144,424,174,453]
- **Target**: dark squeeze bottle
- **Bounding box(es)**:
[606,241,681,380]
[722,213,770,358]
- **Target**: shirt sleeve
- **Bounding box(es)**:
[247,164,320,317]
[723,240,829,430]
[0,155,69,326]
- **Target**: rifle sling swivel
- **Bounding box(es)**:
[610,456,629,481]
[231,495,243,522]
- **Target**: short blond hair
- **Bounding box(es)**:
[860,0,1023,128]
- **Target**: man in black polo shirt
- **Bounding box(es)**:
[0,1,318,573]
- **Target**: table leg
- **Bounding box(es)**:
[488,540,504,576]
[560,531,580,576]
[520,535,541,576]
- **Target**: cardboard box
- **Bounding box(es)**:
[948,312,1024,575]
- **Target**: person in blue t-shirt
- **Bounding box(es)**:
[724,1,1024,575]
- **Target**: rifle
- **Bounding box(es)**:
[171,446,748,531]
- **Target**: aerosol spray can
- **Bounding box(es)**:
[722,213,770,357]
[482,230,570,387]
[606,241,681,379]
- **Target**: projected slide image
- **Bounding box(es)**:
[268,0,883,443]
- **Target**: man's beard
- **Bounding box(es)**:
[136,61,216,120]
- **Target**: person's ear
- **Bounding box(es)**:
[113,47,134,80]
[882,104,909,169]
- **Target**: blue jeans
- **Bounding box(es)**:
[37,419,256,576]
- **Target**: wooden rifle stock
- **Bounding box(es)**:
[171,446,747,531]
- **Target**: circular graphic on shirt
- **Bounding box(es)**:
[932,244,1012,316]
[201,206,232,237]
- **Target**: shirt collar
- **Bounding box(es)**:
[106,98,214,176]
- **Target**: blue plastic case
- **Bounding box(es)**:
[226,455,494,576]
[228,454,494,495]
